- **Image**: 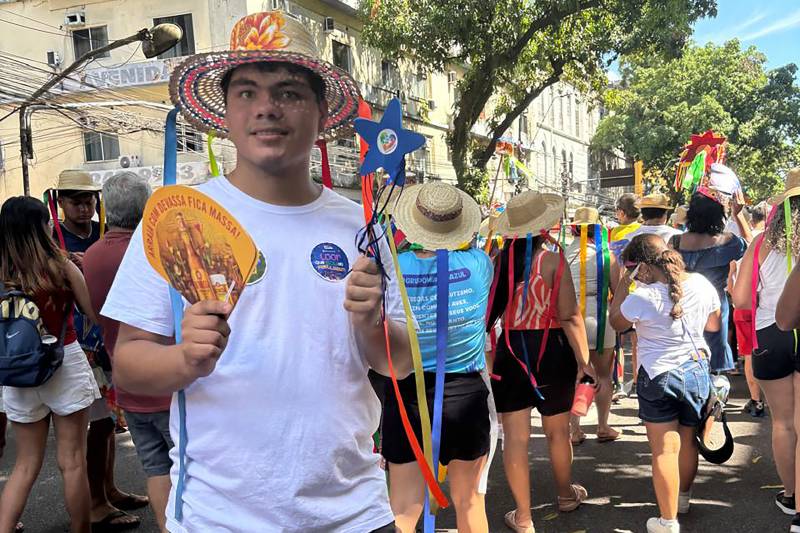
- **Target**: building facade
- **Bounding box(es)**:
[0,0,623,209]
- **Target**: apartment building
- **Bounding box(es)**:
[0,0,622,208]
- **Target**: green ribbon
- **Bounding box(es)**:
[683,151,706,191]
[785,198,798,352]
[208,131,220,177]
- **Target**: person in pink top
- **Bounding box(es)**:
[486,191,595,533]
[83,172,174,533]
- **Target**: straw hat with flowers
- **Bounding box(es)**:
[392,182,481,251]
[169,11,361,139]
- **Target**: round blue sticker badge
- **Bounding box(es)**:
[310,242,349,281]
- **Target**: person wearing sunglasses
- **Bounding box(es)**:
[610,234,721,533]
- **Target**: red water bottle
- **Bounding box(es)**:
[571,375,596,417]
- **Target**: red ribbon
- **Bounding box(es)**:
[315,140,333,189]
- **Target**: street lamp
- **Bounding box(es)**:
[18,23,183,195]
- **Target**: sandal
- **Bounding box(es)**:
[504,510,535,533]
[109,492,149,511]
[597,428,620,443]
[91,510,140,532]
[557,484,588,512]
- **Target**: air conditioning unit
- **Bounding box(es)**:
[118,154,141,168]
[428,100,436,111]
[46,51,61,68]
[64,11,86,26]
[323,17,335,33]
[447,71,457,84]
[269,0,287,10]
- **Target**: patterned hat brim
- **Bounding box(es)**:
[169,50,362,139]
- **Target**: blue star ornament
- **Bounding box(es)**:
[353,98,427,185]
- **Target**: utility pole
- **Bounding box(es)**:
[17,24,181,196]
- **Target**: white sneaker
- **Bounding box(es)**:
[647,517,680,533]
[678,491,691,514]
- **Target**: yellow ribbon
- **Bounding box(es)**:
[99,200,106,238]
[386,216,434,478]
[579,225,588,317]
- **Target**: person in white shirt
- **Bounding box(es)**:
[626,193,682,245]
[610,234,721,533]
[102,12,410,533]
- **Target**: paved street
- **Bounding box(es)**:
[0,375,787,532]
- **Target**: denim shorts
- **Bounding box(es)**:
[637,358,711,427]
[124,410,174,477]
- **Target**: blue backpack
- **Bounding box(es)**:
[0,287,69,387]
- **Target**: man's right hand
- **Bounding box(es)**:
[180,300,232,381]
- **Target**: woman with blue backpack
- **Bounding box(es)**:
[0,196,101,533]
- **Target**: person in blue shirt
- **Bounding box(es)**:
[384,182,492,533]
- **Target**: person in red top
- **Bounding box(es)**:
[84,172,174,533]
[487,192,595,533]
[0,196,101,533]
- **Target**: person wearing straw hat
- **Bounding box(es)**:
[51,169,150,529]
[101,11,409,533]
[385,182,491,532]
[626,193,682,245]
[485,191,594,532]
[733,167,800,525]
[564,207,620,445]
[50,170,103,268]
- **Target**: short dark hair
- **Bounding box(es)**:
[686,193,725,235]
[748,203,767,224]
[220,62,326,104]
[616,193,640,220]
[641,207,669,221]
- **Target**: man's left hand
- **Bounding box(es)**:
[344,256,384,329]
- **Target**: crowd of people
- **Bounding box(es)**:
[0,10,798,533]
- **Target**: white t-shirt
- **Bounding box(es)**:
[627,224,682,245]
[620,273,720,378]
[102,178,403,533]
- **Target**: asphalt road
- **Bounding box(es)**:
[0,375,787,532]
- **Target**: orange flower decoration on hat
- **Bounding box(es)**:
[230,12,291,51]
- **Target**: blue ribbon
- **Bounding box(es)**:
[162,107,189,522]
[423,250,449,532]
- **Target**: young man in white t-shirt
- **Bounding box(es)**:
[102,13,410,533]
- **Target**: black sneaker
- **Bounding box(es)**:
[751,401,766,418]
[777,491,796,515]
[791,512,800,533]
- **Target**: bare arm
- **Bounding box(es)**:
[609,273,634,332]
[354,318,411,378]
[731,239,760,309]
[113,300,231,396]
[64,259,99,324]
[777,263,800,331]
[732,191,753,243]
[705,308,722,333]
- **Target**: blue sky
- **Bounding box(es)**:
[692,0,800,69]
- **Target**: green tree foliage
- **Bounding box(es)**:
[593,40,800,201]
[360,0,716,198]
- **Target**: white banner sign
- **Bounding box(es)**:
[60,58,183,92]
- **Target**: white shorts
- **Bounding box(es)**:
[585,312,616,352]
[2,341,101,424]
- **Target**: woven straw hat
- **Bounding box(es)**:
[495,191,564,237]
[769,167,800,205]
[53,170,101,192]
[570,206,600,225]
[638,193,672,210]
[169,11,361,139]
[392,182,481,250]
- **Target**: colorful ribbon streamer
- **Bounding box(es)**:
[578,225,588,317]
[207,131,220,177]
[315,139,334,189]
[423,250,450,532]
[594,226,611,351]
[784,199,798,352]
[385,216,434,485]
